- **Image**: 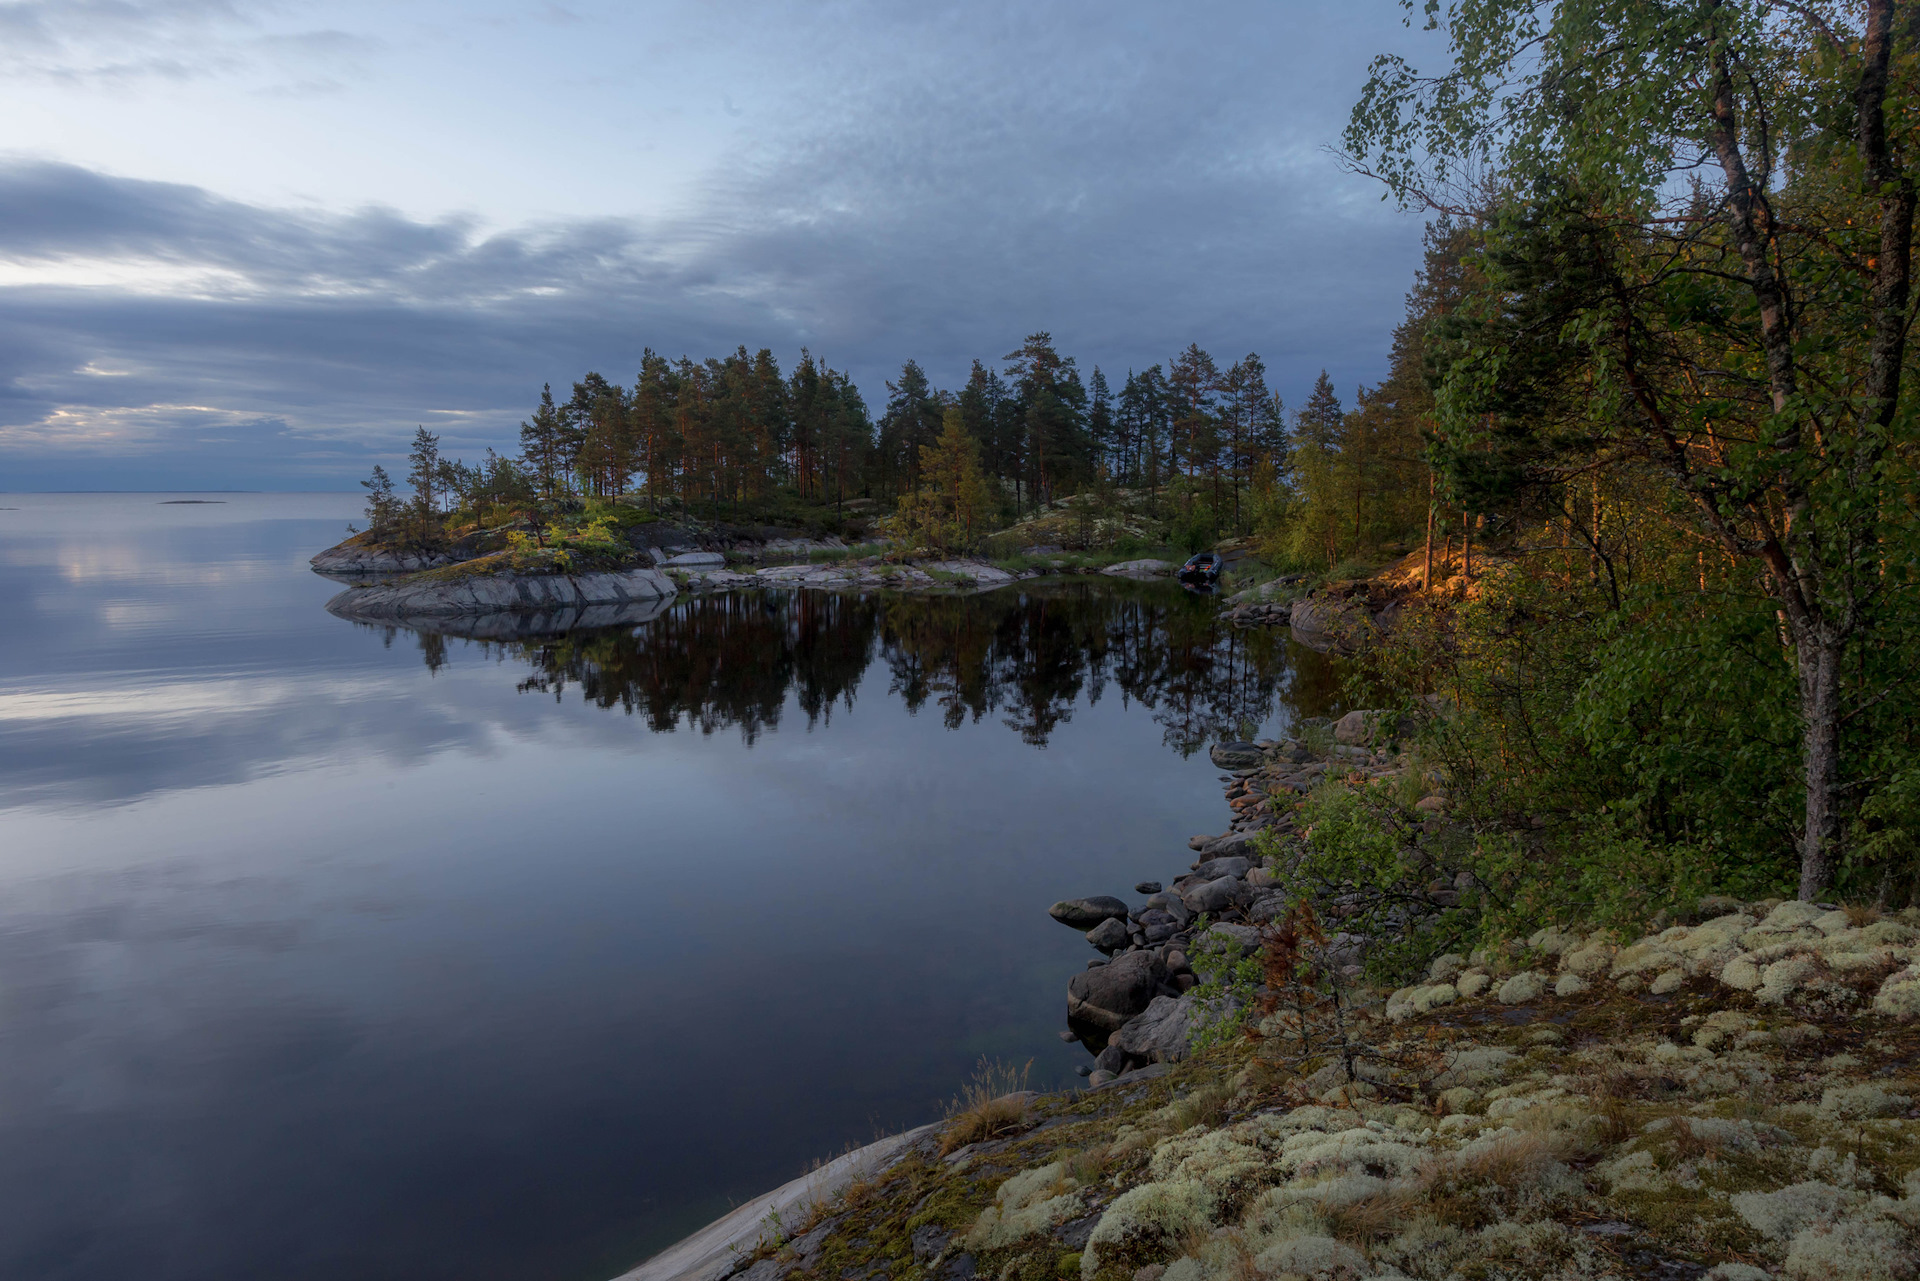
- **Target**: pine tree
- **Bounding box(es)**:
[405,426,442,543]
[1003,333,1087,507]
[878,360,942,496]
[518,384,566,499]
[1087,366,1114,476]
[1297,370,1344,451]
[360,464,400,536]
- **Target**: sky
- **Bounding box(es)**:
[0,0,1442,491]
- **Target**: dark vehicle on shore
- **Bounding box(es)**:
[1178,552,1222,586]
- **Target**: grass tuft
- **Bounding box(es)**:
[939,1058,1035,1154]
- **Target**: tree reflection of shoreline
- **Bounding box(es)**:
[377,583,1344,755]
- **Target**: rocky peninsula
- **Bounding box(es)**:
[312,520,1187,624]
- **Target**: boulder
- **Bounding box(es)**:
[1179,876,1247,916]
[1050,896,1130,929]
[1143,893,1194,927]
[1332,709,1401,747]
[1139,911,1179,944]
[1109,993,1199,1064]
[1099,559,1177,578]
[1203,922,1263,955]
[1246,894,1290,924]
[1085,917,1130,953]
[1497,970,1550,1004]
[1198,830,1260,860]
[1288,595,1378,655]
[1209,742,1265,770]
[922,560,1016,587]
[1067,950,1168,1033]
[662,551,727,568]
[1191,855,1251,881]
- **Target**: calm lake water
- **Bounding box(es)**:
[0,494,1342,1281]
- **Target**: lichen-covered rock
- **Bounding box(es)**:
[1555,973,1591,997]
[1560,943,1615,977]
[1456,969,1491,998]
[1080,1181,1216,1280]
[1250,1235,1365,1279]
[1692,1010,1757,1051]
[963,1163,1086,1251]
[1876,964,1920,1019]
[1758,957,1821,1005]
[1497,970,1549,1004]
[1816,1084,1911,1122]
[1427,953,1467,983]
[1783,1215,1918,1281]
[1651,969,1687,995]
[1527,927,1582,956]
[1723,955,1765,991]
[1386,983,1457,1022]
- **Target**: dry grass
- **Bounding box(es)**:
[1324,1190,1418,1247]
[1415,1131,1563,1228]
[939,1058,1034,1154]
[1843,902,1882,927]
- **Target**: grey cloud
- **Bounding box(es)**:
[0,3,1434,487]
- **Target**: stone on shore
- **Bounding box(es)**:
[1109,993,1198,1064]
[1191,855,1251,881]
[1099,559,1177,578]
[1197,830,1261,860]
[1179,876,1246,916]
[1067,950,1168,1033]
[1085,917,1130,953]
[923,560,1016,586]
[662,551,727,568]
[1288,594,1378,655]
[1332,709,1400,746]
[1050,896,1130,929]
[1208,742,1265,770]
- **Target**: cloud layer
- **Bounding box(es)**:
[0,1,1435,489]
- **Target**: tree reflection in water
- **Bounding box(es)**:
[377,581,1344,756]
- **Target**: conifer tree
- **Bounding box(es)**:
[1087,367,1114,475]
[405,426,442,542]
[360,464,400,536]
[1296,370,1343,451]
[519,384,567,499]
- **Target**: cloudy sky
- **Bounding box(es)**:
[0,0,1440,490]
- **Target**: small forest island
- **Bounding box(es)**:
[331,11,1920,1281]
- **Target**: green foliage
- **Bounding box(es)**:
[1186,923,1263,1049]
[1344,0,1920,898]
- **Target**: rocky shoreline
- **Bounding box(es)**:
[1048,710,1407,1086]
[312,524,1190,623]
[323,561,677,621]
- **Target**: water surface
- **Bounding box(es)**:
[0,495,1341,1281]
